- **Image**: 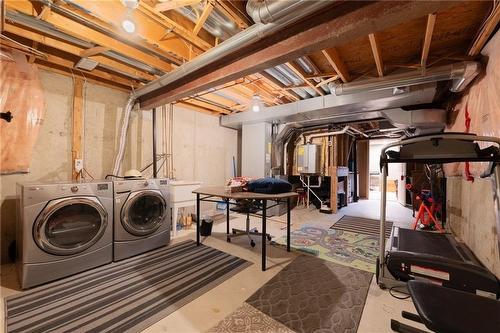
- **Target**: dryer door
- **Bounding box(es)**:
[33,196,108,255]
[121,190,166,236]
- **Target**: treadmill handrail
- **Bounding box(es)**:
[380,133,500,166]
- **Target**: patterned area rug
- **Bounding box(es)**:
[331,215,393,238]
[247,255,373,333]
[273,225,379,273]
[208,303,294,333]
[5,241,251,333]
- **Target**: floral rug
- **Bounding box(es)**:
[272,225,379,273]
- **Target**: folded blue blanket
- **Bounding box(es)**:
[248,177,292,194]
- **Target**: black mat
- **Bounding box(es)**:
[5,240,251,333]
[246,255,373,333]
[331,215,393,238]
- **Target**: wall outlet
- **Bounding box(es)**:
[75,159,83,172]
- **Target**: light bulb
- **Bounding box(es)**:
[122,19,136,33]
[252,104,260,112]
[250,94,263,113]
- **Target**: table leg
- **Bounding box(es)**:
[226,198,230,235]
[172,207,178,238]
[287,198,291,252]
[261,199,267,271]
[196,193,200,246]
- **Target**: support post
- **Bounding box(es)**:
[71,77,84,181]
[196,193,200,245]
[379,163,388,268]
[261,199,267,271]
[152,107,158,178]
[286,198,291,252]
[353,140,358,202]
[226,198,230,235]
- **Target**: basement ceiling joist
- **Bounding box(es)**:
[138,1,464,108]
[1,0,496,116]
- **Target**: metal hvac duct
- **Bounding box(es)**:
[133,0,334,100]
[331,61,481,95]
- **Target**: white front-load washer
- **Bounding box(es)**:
[113,178,170,261]
[16,180,113,289]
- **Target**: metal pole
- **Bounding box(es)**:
[379,163,388,269]
[152,107,158,178]
[261,199,267,271]
[353,140,358,202]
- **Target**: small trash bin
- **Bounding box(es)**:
[200,218,213,236]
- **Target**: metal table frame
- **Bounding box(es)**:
[193,187,297,271]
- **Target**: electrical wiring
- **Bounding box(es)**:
[389,286,411,300]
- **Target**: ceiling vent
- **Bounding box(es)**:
[75,57,99,71]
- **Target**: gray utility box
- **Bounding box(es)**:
[296,144,322,174]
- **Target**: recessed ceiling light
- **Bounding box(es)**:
[122,19,136,34]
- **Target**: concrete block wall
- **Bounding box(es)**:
[0,70,237,264]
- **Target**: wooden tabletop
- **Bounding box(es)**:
[193,186,298,200]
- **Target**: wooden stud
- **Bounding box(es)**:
[4,24,156,81]
[368,33,384,77]
[321,48,351,82]
[155,0,202,12]
[80,46,110,58]
[286,62,324,95]
[421,13,436,70]
[468,5,500,56]
[72,77,84,181]
[6,0,174,72]
[184,98,232,114]
[193,1,214,35]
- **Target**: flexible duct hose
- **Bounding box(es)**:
[112,95,135,176]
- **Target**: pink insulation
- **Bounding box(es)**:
[444,31,500,178]
[0,50,45,174]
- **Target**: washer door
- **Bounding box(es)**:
[121,190,166,236]
[33,196,108,256]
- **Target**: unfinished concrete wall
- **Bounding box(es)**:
[1,70,236,264]
[172,105,237,184]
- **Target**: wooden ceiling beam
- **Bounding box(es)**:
[176,101,219,116]
[193,1,214,35]
[215,0,250,29]
[321,48,351,82]
[258,72,301,101]
[421,13,436,70]
[3,24,157,81]
[468,4,500,56]
[6,0,174,72]
[287,62,324,95]
[64,0,196,59]
[139,1,457,108]
[138,1,213,51]
[368,33,384,77]
[35,62,132,92]
[155,0,202,12]
[79,46,110,58]
[183,98,232,114]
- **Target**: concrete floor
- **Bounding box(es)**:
[0,197,430,332]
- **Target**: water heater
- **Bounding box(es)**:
[296,144,322,174]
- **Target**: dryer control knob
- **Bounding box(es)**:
[71,186,78,193]
[143,181,149,187]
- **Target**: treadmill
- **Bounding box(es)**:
[376,133,500,299]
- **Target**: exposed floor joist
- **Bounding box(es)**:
[368,33,384,77]
[139,0,457,108]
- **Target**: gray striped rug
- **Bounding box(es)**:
[5,240,251,333]
[331,215,393,238]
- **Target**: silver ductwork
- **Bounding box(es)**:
[221,82,439,128]
[133,0,333,100]
[246,0,311,24]
[331,61,480,96]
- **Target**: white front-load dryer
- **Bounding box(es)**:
[113,178,170,261]
[16,180,113,289]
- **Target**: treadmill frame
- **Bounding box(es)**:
[378,133,500,289]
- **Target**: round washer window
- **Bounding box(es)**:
[122,192,166,236]
[34,197,108,256]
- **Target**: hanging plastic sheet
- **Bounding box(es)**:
[444,31,500,178]
[0,50,45,174]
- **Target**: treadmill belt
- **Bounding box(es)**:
[398,228,462,261]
